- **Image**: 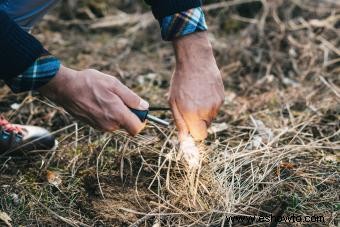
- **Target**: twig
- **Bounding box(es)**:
[96,137,111,199]
[319,76,340,98]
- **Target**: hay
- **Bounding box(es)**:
[179,135,201,170]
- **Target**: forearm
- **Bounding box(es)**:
[0,10,60,93]
[173,32,213,64]
[0,10,45,80]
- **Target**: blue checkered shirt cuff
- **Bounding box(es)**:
[5,55,60,93]
[160,7,208,41]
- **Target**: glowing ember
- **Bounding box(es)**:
[179,135,201,169]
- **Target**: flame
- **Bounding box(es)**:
[179,135,201,169]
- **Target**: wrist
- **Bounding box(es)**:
[39,65,77,100]
[173,32,213,64]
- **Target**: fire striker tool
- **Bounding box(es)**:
[129,107,170,127]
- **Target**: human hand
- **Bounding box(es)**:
[39,66,149,135]
[169,32,224,141]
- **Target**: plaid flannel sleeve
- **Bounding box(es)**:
[5,53,60,93]
[160,7,208,41]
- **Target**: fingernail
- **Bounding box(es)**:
[138,99,149,110]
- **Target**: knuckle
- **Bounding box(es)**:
[84,68,98,74]
[111,77,120,86]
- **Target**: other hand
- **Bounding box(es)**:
[169,32,224,141]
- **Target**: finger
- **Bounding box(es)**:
[113,80,149,110]
[117,100,146,136]
[102,123,120,132]
[181,112,208,141]
[208,103,220,124]
[208,95,224,124]
[170,100,189,141]
[203,95,224,127]
[203,107,218,128]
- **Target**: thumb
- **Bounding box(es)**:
[185,117,208,141]
[119,103,147,136]
[113,80,149,110]
[170,100,189,141]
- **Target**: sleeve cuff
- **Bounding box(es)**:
[160,7,208,41]
[5,54,61,93]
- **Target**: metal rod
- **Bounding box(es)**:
[146,114,170,126]
[149,106,171,111]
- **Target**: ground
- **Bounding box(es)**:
[0,0,339,226]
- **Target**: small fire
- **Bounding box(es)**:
[179,135,201,169]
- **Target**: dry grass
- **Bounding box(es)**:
[0,0,339,226]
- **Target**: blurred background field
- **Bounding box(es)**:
[0,0,339,226]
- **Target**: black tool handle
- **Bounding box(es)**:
[129,108,149,122]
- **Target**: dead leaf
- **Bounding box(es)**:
[249,117,274,149]
[276,162,297,179]
[324,154,339,163]
[0,211,12,227]
[224,91,236,104]
[46,170,62,187]
[249,135,262,149]
[280,162,296,169]
[152,220,160,227]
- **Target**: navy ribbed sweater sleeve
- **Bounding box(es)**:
[0,10,45,80]
[145,0,203,20]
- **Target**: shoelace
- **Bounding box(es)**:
[0,117,23,135]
